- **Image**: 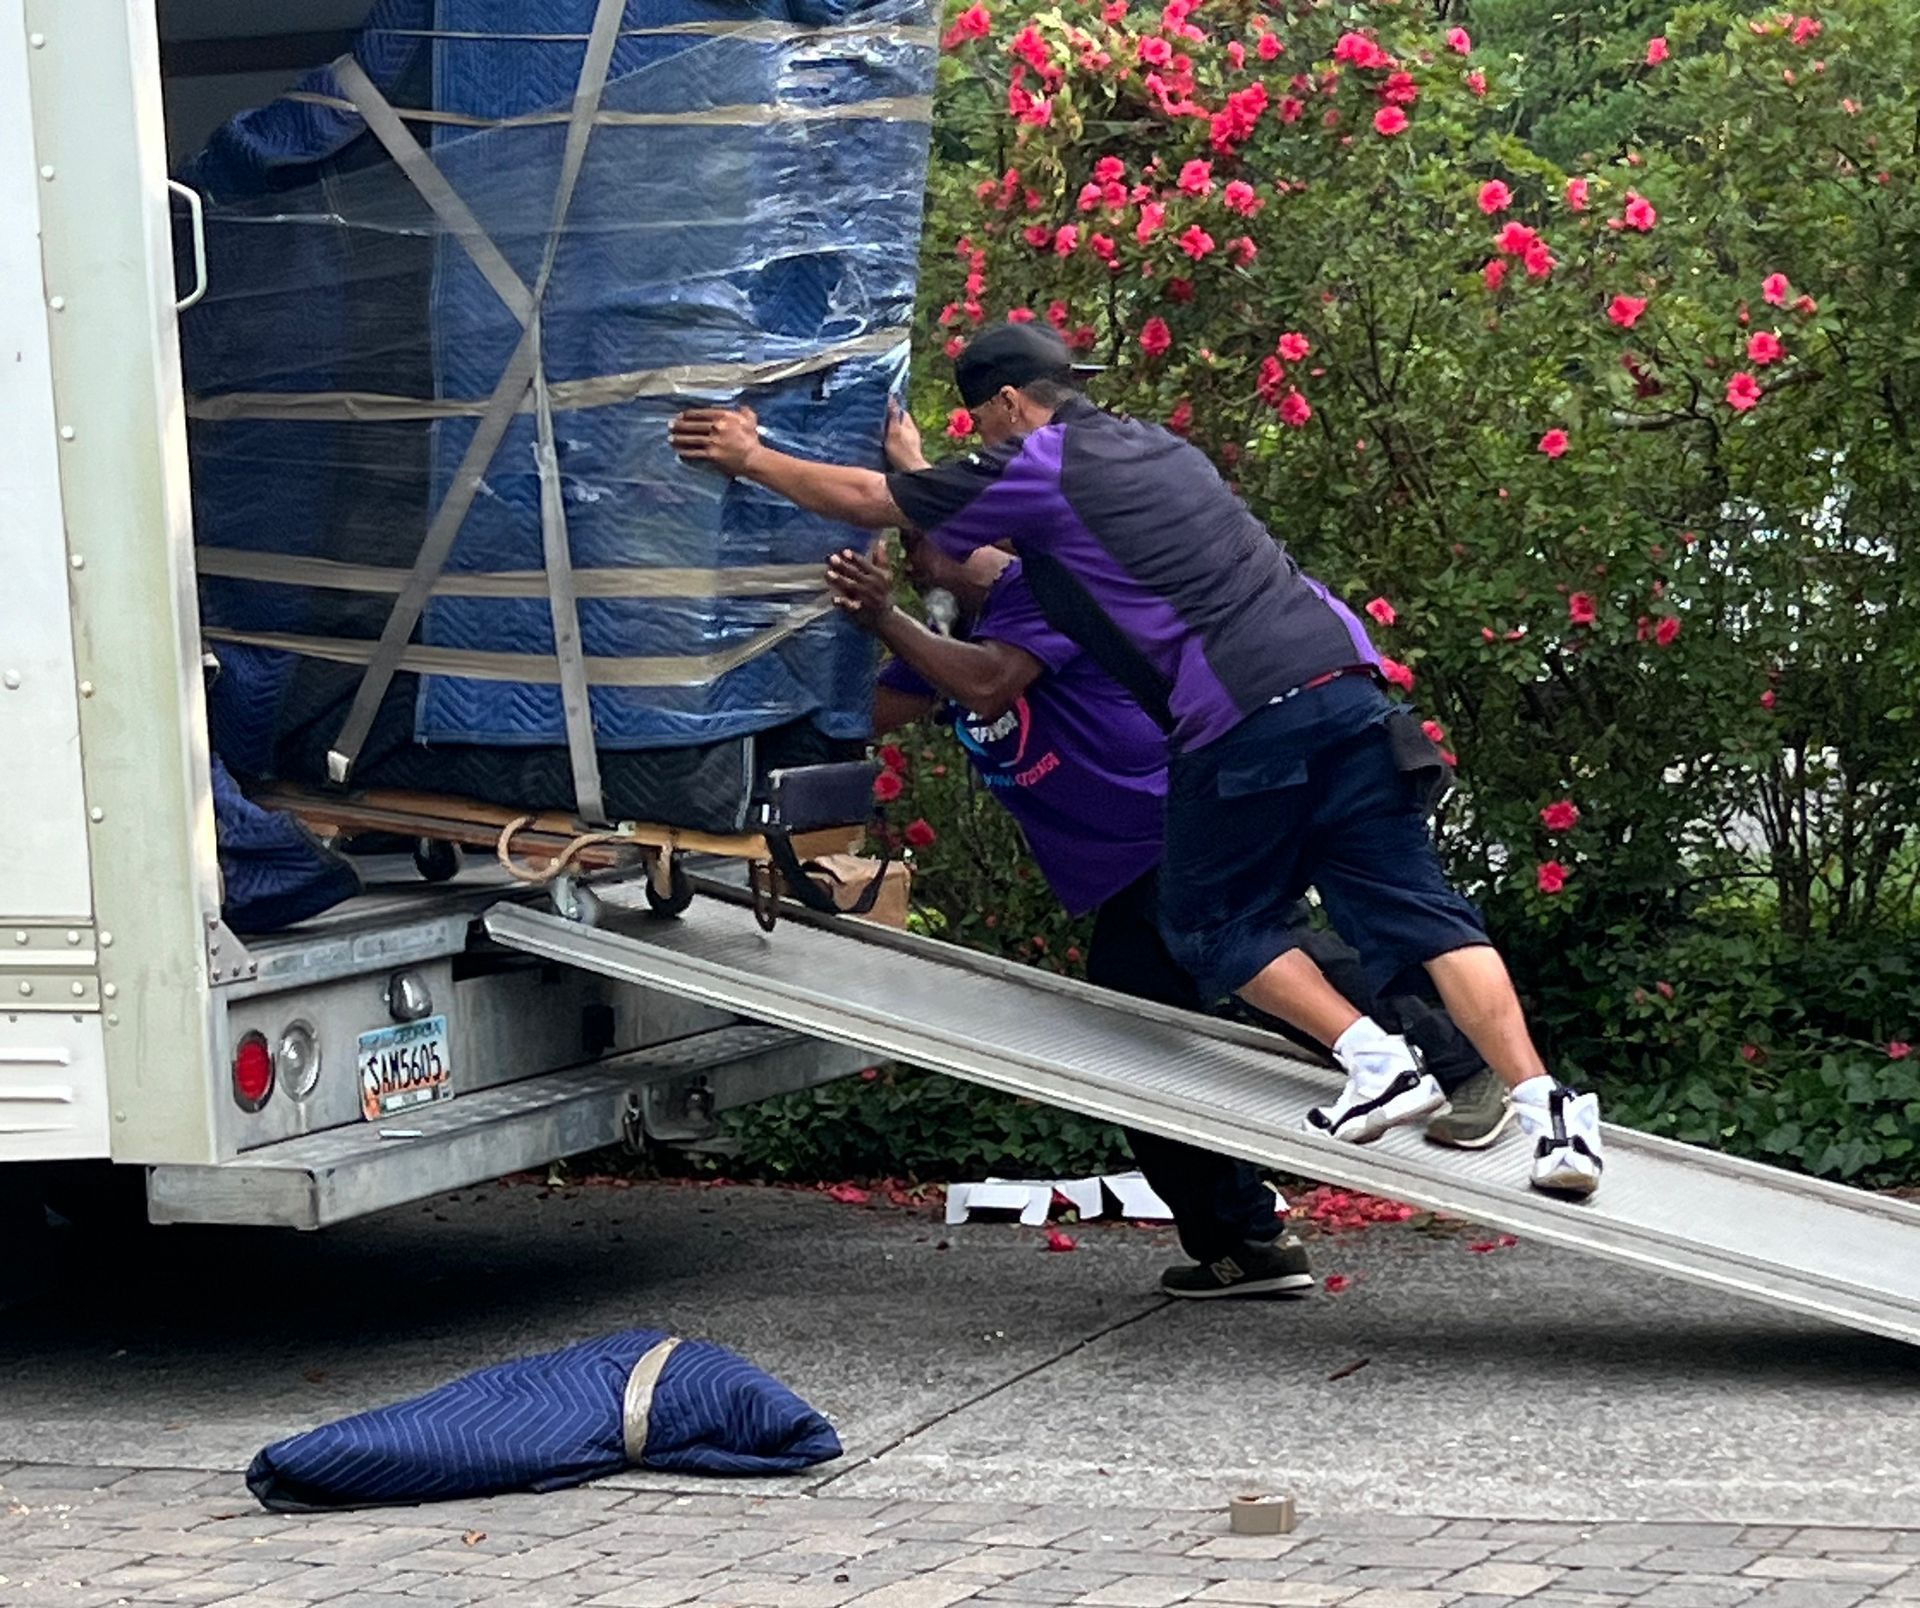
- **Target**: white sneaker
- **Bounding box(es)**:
[1306,1034,1447,1144]
[1515,1082,1604,1198]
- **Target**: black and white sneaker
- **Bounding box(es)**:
[1160,1235,1315,1300]
[1306,1036,1447,1144]
[1515,1083,1604,1199]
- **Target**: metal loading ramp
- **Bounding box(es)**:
[485,891,1920,1347]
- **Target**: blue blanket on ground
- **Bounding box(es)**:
[246,1329,841,1511]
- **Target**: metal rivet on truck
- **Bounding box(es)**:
[28,31,45,46]
[89,806,103,822]
[2,671,18,690]
[48,296,65,312]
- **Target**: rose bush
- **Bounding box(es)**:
[731,0,1920,1186]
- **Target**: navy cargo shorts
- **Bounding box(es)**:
[1157,679,1489,1000]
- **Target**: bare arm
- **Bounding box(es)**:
[874,612,1042,723]
[669,406,907,529]
[827,546,1042,722]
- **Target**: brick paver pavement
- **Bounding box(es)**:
[5,1464,1920,1608]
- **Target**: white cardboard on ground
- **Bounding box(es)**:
[946,1172,1176,1226]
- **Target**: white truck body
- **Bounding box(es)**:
[0,0,864,1226]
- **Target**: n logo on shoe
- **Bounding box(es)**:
[1208,1257,1245,1284]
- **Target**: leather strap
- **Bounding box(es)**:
[763,827,895,917]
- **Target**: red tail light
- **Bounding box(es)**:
[233,1031,274,1112]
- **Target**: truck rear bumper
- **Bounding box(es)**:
[146,1024,864,1229]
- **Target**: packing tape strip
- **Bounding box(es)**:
[204,598,835,688]
[189,328,913,424]
[193,550,826,600]
[286,90,932,130]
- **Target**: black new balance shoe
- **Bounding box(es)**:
[1160,1234,1315,1300]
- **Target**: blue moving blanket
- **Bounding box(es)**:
[184,0,934,764]
[246,1329,841,1511]
[209,752,362,934]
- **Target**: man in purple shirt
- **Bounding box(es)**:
[670,324,1604,1199]
[835,520,1496,1298]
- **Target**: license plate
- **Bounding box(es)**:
[357,1016,451,1121]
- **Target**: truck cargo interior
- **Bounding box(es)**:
[159,2,381,164]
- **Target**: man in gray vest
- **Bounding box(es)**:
[672,325,1604,1199]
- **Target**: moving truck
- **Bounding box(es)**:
[0,0,874,1239]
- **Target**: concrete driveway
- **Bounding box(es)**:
[1,1180,1914,1526]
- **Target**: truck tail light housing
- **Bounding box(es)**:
[275,1020,321,1101]
[232,1030,274,1112]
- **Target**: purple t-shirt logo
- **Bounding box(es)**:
[955,699,1064,790]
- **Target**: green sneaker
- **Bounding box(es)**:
[1425,1069,1515,1150]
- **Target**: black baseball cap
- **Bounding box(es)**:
[953,323,1102,408]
